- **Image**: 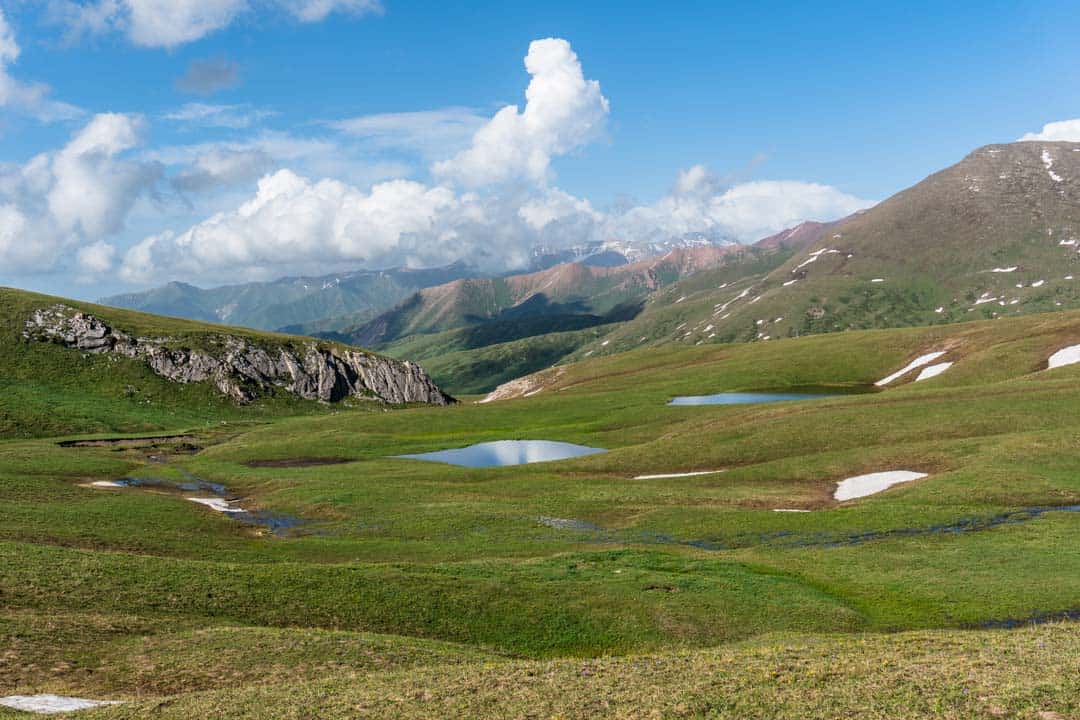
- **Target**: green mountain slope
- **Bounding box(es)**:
[573,141,1080,360]
[345,244,801,349]
[0,286,448,438]
[100,263,476,332]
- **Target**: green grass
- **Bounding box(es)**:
[0,287,393,438]
[5,299,1080,716]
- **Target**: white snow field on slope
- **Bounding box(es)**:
[835,471,929,501]
[915,362,953,381]
[874,351,947,386]
[1048,344,1080,370]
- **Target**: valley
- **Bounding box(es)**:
[3,285,1080,717]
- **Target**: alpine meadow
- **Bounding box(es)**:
[2,3,1080,719]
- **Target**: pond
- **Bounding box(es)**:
[396,440,607,468]
[668,392,837,406]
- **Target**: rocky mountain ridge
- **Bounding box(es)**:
[23,304,452,406]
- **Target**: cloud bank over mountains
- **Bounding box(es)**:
[0,11,875,288]
[112,38,872,284]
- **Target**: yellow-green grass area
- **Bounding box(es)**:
[6,307,1080,715]
[69,624,1080,719]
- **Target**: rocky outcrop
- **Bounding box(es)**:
[23,304,453,406]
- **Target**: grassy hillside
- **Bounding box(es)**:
[571,141,1080,362]
[4,306,1080,715]
[0,286,417,438]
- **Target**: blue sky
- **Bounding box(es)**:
[0,0,1077,298]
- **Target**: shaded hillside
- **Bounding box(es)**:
[100,263,477,332]
[344,245,798,349]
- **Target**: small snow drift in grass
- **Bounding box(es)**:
[782,279,798,286]
[1048,345,1080,370]
[89,480,124,488]
[0,695,120,714]
[633,470,724,480]
[935,307,945,313]
[1042,148,1064,182]
[772,508,811,513]
[834,471,928,501]
[915,362,953,381]
[991,266,1018,273]
[188,497,243,513]
[874,351,947,386]
[1032,279,1046,288]
[871,278,885,282]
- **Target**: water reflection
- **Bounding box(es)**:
[397,440,607,468]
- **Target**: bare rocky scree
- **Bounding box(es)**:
[23,304,453,406]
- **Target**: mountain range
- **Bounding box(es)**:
[99,140,1080,394]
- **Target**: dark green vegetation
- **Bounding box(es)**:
[3,288,1080,716]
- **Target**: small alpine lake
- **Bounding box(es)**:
[396,440,607,468]
[668,391,839,406]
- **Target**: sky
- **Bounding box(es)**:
[0,0,1078,300]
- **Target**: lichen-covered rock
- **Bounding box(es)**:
[23,305,453,406]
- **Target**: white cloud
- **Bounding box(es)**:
[0,113,160,274]
[119,165,871,284]
[76,240,117,276]
[1019,119,1080,142]
[0,9,83,121]
[52,0,381,49]
[120,169,521,282]
[518,187,599,231]
[126,0,246,48]
[164,102,276,129]
[170,148,274,192]
[330,107,487,158]
[432,38,609,187]
[608,173,873,246]
[280,0,382,22]
[117,38,871,285]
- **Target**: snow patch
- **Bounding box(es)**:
[1042,148,1064,182]
[875,351,947,386]
[990,267,1018,273]
[871,278,885,283]
[1032,279,1046,288]
[914,362,953,381]
[0,695,120,714]
[782,279,798,287]
[834,471,928,501]
[772,509,811,513]
[1048,345,1080,370]
[89,480,125,488]
[633,470,724,480]
[189,497,243,513]
[934,307,944,313]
